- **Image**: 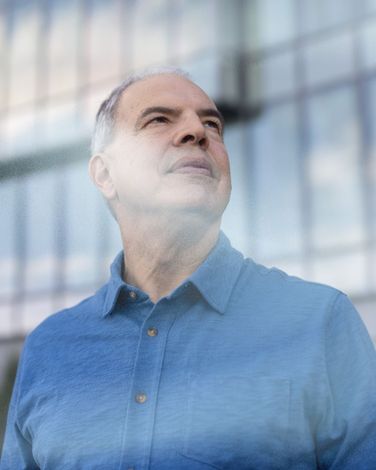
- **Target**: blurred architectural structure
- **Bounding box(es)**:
[1,0,376,436]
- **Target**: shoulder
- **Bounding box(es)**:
[24,284,107,352]
[233,257,346,322]
[231,259,352,329]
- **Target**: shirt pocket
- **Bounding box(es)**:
[179,374,290,470]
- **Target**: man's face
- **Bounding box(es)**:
[104,74,231,222]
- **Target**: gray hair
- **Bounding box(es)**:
[91,66,190,155]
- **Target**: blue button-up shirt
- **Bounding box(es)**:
[1,233,376,469]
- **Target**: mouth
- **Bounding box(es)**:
[169,157,213,177]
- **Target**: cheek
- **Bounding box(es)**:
[215,147,231,174]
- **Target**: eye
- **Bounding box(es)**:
[147,115,169,125]
[204,119,222,133]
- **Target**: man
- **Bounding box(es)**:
[1,67,376,469]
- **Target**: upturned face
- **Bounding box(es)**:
[93,73,232,223]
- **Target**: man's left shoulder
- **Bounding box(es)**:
[237,257,347,317]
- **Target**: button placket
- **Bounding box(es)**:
[120,302,177,469]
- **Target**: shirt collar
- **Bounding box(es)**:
[187,231,244,314]
[102,251,127,317]
[102,231,244,317]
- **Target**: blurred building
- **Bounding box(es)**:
[1,0,376,440]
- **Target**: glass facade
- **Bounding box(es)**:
[1,0,376,442]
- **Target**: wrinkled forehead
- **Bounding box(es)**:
[115,74,218,125]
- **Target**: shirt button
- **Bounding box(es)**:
[147,327,158,337]
[129,291,137,300]
[135,392,147,404]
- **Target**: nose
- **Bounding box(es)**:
[173,115,209,150]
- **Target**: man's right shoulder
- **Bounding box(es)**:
[26,283,108,346]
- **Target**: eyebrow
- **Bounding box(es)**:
[135,106,225,132]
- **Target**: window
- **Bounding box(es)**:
[248,103,303,259]
[40,98,83,150]
[82,83,117,139]
[183,54,225,99]
[312,250,367,295]
[367,79,376,235]
[302,32,354,88]
[217,0,241,51]
[0,180,17,299]
[244,0,296,51]
[364,0,376,14]
[360,20,376,72]
[87,0,121,84]
[0,8,7,111]
[47,0,80,97]
[22,296,53,334]
[299,0,356,35]
[64,160,100,288]
[131,0,169,69]
[175,0,217,57]
[97,200,122,284]
[2,107,36,159]
[246,50,296,105]
[8,0,40,107]
[221,124,249,254]
[306,87,365,250]
[0,303,13,337]
[25,169,57,292]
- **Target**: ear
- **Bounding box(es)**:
[88,154,117,201]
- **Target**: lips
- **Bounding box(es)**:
[169,156,213,177]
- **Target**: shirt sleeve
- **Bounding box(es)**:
[0,344,39,470]
[316,292,376,469]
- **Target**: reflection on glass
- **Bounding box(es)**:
[248,103,302,259]
[176,0,217,57]
[87,0,121,84]
[0,180,16,298]
[300,0,356,34]
[307,87,365,249]
[302,32,354,88]
[367,79,376,233]
[312,251,367,295]
[270,259,305,280]
[244,0,295,51]
[47,0,79,96]
[221,125,249,254]
[2,108,36,158]
[132,0,169,69]
[22,296,53,334]
[8,1,40,107]
[0,303,13,337]
[183,53,239,105]
[247,50,296,105]
[40,98,83,149]
[83,83,115,137]
[25,170,57,292]
[98,200,122,283]
[217,0,241,51]
[365,0,376,12]
[0,12,7,111]
[360,20,376,71]
[184,55,222,99]
[65,160,99,287]
[63,290,96,311]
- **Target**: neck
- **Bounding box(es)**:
[117,212,221,303]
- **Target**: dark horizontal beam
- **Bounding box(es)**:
[0,140,90,181]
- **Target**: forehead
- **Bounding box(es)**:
[116,74,217,123]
